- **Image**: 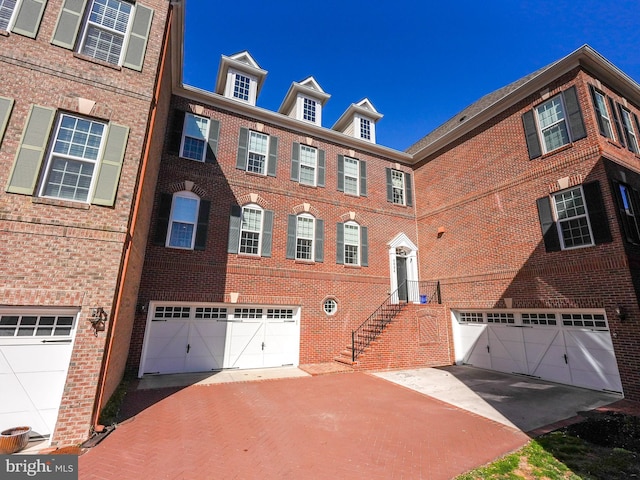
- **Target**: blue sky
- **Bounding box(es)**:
[182,0,640,152]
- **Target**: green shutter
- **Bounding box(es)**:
[205,118,220,163]
[0,97,14,145]
[291,142,300,181]
[194,200,210,250]
[536,196,560,252]
[317,149,325,187]
[286,214,296,259]
[153,193,172,246]
[360,226,368,267]
[385,167,393,202]
[405,172,413,207]
[227,205,242,253]
[583,181,612,245]
[563,86,586,141]
[360,160,367,197]
[267,135,278,177]
[12,0,46,38]
[315,219,324,263]
[337,155,344,192]
[261,210,274,257]
[51,0,87,49]
[92,123,129,206]
[123,4,153,71]
[609,98,625,147]
[6,105,55,195]
[522,110,542,159]
[336,223,344,264]
[589,85,607,137]
[236,127,248,170]
[168,110,185,155]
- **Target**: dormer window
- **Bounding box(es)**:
[332,99,382,144]
[302,98,317,123]
[215,52,267,106]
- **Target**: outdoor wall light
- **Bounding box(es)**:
[614,305,627,322]
[89,307,108,336]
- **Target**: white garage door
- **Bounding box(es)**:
[0,309,78,439]
[140,304,300,376]
[453,310,622,392]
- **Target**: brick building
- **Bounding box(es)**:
[2,0,640,451]
[0,0,171,446]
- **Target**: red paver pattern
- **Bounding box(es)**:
[79,373,528,479]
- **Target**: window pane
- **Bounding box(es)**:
[89,0,131,34]
[542,122,570,152]
[344,224,359,244]
[303,98,316,122]
[234,74,251,101]
[0,0,17,30]
[82,25,125,64]
[182,137,205,161]
[344,245,358,264]
[43,158,94,202]
[169,222,194,248]
[172,196,198,223]
[242,208,262,232]
[184,115,208,140]
[360,118,371,140]
[594,92,614,139]
[537,97,564,129]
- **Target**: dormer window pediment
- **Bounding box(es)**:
[332,98,383,144]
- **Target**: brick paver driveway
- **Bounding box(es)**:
[79,372,529,479]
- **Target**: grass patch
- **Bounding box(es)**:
[456,413,640,480]
[98,376,131,426]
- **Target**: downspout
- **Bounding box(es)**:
[90,6,173,434]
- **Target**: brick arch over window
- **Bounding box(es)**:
[237,193,270,209]
[292,203,320,217]
[339,211,363,224]
[167,180,207,197]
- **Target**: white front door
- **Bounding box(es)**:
[0,309,78,438]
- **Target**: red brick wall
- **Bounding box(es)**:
[128,96,421,373]
[413,68,640,400]
[351,304,454,371]
[0,0,170,445]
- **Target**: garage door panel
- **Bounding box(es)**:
[460,325,491,369]
[1,344,73,372]
[488,327,527,374]
[185,322,226,372]
[225,321,265,369]
[262,321,298,367]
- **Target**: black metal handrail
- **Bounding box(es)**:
[351,280,441,362]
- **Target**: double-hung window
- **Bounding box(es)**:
[343,157,359,196]
[590,86,615,140]
[80,0,133,66]
[614,182,640,244]
[385,168,412,206]
[39,114,106,203]
[299,145,317,186]
[247,131,269,174]
[620,107,640,154]
[180,113,209,162]
[167,192,199,249]
[0,0,17,31]
[552,186,593,249]
[343,222,360,265]
[239,205,263,255]
[536,95,570,153]
[295,214,314,261]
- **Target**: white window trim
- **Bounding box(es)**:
[295,213,315,261]
[296,94,321,125]
[552,186,594,250]
[535,94,571,154]
[225,68,258,105]
[239,204,264,256]
[299,144,318,186]
[356,114,375,143]
[38,113,107,203]
[620,107,640,153]
[0,0,19,32]
[246,130,269,175]
[78,0,135,67]
[180,113,210,162]
[343,156,360,196]
[344,220,360,266]
[166,191,200,250]
[593,90,615,140]
[391,169,406,205]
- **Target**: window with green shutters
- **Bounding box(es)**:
[51,0,153,71]
[227,205,274,257]
[1,0,46,38]
[6,106,129,207]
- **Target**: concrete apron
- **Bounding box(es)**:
[374,365,623,433]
